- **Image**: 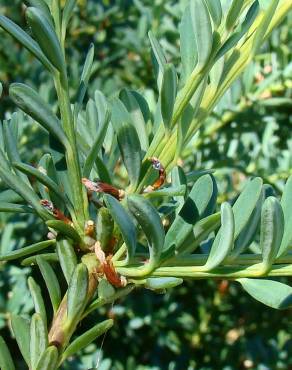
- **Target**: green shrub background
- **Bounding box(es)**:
[0,1,291,369]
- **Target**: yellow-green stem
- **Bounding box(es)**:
[149,264,292,279]
[163,253,292,267]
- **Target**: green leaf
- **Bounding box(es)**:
[0,240,55,262]
[260,197,284,273]
[67,263,88,322]
[119,89,149,151]
[148,30,167,89]
[81,99,98,146]
[9,83,68,146]
[46,220,81,243]
[75,43,95,116]
[36,256,61,313]
[209,57,225,89]
[0,336,15,370]
[30,313,48,370]
[13,162,70,208]
[148,31,167,69]
[21,253,59,266]
[165,174,218,252]
[62,320,113,360]
[56,239,77,284]
[48,134,72,205]
[216,1,259,60]
[232,177,263,240]
[83,106,110,178]
[186,169,215,183]
[144,185,186,199]
[26,7,65,73]
[28,0,52,19]
[226,0,244,30]
[145,277,183,290]
[37,153,64,208]
[252,0,280,54]
[0,190,23,203]
[180,4,198,81]
[95,90,109,130]
[238,279,292,309]
[176,77,207,158]
[98,278,115,300]
[171,166,187,215]
[3,121,30,185]
[180,212,221,254]
[259,97,292,107]
[277,176,292,258]
[104,195,136,263]
[0,202,34,214]
[203,202,234,271]
[95,207,114,254]
[111,99,142,188]
[160,64,177,133]
[190,0,213,70]
[232,188,263,257]
[128,195,164,269]
[50,0,61,33]
[35,346,58,370]
[28,277,47,326]
[62,0,77,29]
[95,155,112,184]
[10,315,30,366]
[0,149,51,220]
[0,15,54,71]
[204,0,222,28]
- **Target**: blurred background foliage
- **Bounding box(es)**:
[0,0,291,369]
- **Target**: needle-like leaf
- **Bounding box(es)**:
[26,7,65,74]
[46,220,81,243]
[9,84,68,146]
[67,263,88,322]
[0,240,55,262]
[190,0,213,70]
[56,239,77,284]
[111,99,142,188]
[61,320,113,360]
[128,194,164,269]
[36,256,61,313]
[28,277,47,326]
[10,315,30,367]
[160,64,178,133]
[30,313,48,370]
[35,346,59,370]
[0,15,54,71]
[0,337,15,370]
[104,194,136,264]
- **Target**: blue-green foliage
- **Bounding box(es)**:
[0,1,291,369]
